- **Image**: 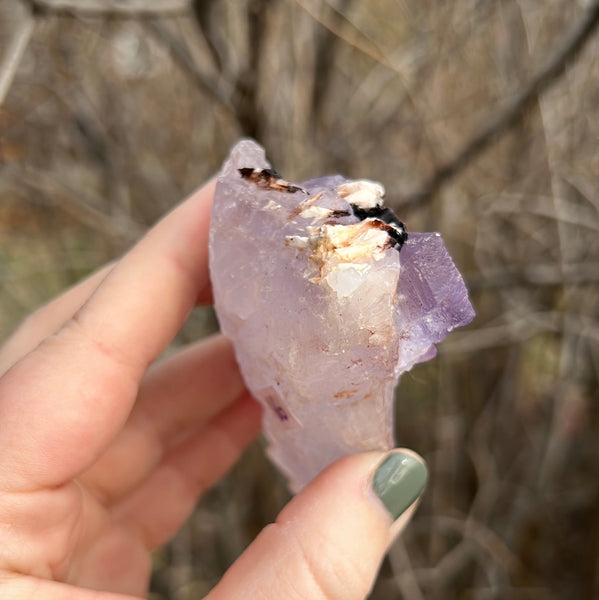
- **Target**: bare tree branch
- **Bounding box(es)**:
[293,0,439,180]
[190,0,224,72]
[143,18,236,118]
[309,0,355,122]
[230,0,270,138]
[404,0,599,207]
[388,540,426,600]
[466,261,599,292]
[0,8,35,108]
[30,0,191,16]
[293,0,393,72]
[2,165,144,241]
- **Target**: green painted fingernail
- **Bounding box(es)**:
[372,452,428,520]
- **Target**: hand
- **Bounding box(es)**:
[0,180,427,599]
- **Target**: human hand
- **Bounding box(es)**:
[0,180,427,599]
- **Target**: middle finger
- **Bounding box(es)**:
[79,334,246,503]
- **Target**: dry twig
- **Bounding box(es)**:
[2,165,144,241]
[405,0,599,206]
[0,9,35,108]
[144,18,235,117]
[29,0,191,16]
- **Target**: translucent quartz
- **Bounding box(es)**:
[209,140,475,491]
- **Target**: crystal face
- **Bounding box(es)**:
[209,140,475,491]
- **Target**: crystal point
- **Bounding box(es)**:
[209,140,475,491]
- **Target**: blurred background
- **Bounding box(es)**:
[1,0,598,598]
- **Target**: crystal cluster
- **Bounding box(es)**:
[209,140,475,491]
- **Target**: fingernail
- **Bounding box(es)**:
[372,452,428,520]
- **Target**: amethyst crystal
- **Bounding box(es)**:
[209,140,475,491]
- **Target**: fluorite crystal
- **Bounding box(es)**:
[209,140,475,491]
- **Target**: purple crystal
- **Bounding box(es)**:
[209,140,475,491]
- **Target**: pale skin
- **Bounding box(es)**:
[0,180,424,599]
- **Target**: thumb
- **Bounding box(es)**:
[207,450,428,600]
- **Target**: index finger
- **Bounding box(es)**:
[0,263,113,375]
[0,179,217,491]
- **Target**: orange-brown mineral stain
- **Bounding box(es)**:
[333,388,358,400]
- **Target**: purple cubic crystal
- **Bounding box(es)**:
[209,140,475,491]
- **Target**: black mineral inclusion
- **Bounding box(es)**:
[350,204,408,251]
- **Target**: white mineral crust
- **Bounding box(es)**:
[209,140,475,491]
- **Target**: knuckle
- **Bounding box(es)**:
[281,521,375,600]
[63,311,138,376]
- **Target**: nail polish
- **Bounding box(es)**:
[372,452,428,520]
